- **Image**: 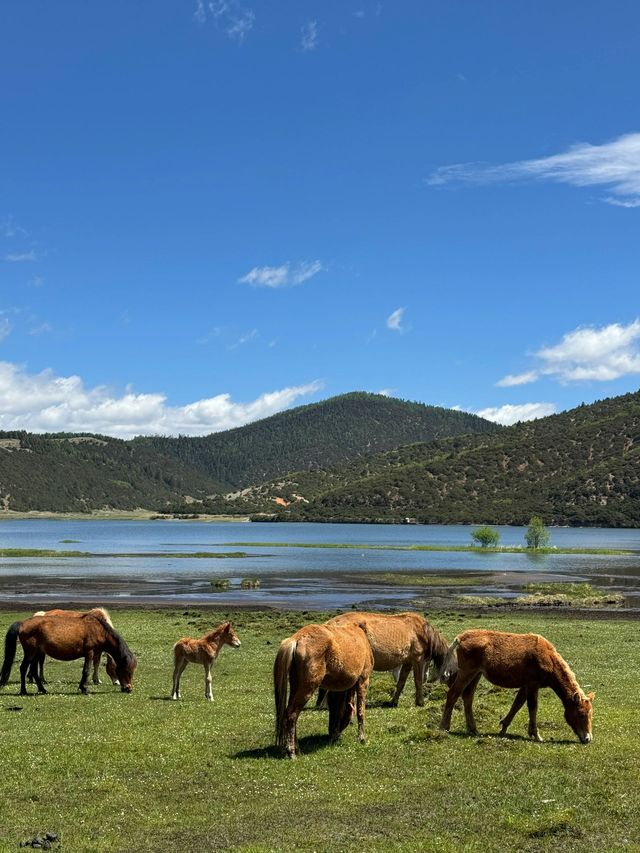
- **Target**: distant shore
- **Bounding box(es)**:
[0,509,251,522]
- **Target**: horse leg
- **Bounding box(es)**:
[526,688,543,742]
[172,658,187,700]
[355,674,369,743]
[204,661,213,701]
[92,651,103,685]
[28,654,46,685]
[390,662,411,707]
[413,656,429,707]
[440,670,475,731]
[315,687,328,709]
[461,673,482,735]
[285,687,315,758]
[79,653,92,694]
[499,687,527,736]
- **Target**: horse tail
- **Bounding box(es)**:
[274,637,297,747]
[0,621,22,687]
[439,636,460,684]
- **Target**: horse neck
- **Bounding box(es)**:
[428,627,449,669]
[204,628,227,652]
[99,624,129,665]
[548,652,581,708]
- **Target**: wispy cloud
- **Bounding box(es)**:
[497,320,640,386]
[474,402,557,426]
[2,216,28,239]
[428,132,640,207]
[229,328,259,349]
[0,361,323,438]
[5,250,37,263]
[496,370,539,388]
[300,20,319,52]
[0,316,12,342]
[194,0,255,42]
[386,307,406,333]
[239,260,324,288]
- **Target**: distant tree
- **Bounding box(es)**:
[525,516,550,550]
[471,525,500,548]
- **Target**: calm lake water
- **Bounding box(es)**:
[1,519,639,610]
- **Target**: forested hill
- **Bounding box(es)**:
[132,393,499,490]
[230,390,640,527]
[0,393,498,512]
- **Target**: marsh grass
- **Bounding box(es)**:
[0,609,638,851]
[363,573,485,587]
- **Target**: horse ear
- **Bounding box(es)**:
[572,690,582,703]
[587,691,595,702]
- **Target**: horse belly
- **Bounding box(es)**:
[481,662,530,689]
[40,638,85,661]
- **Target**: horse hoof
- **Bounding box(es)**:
[530,733,543,743]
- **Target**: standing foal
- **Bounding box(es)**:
[171,621,241,701]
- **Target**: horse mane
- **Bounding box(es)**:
[204,622,229,643]
[426,622,449,670]
[86,614,135,667]
[548,642,583,699]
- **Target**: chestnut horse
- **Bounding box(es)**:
[274,622,374,758]
[439,629,594,743]
[318,611,451,708]
[29,608,119,686]
[171,621,241,701]
[0,613,137,695]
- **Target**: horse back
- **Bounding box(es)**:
[295,623,373,690]
[329,611,426,670]
[19,615,103,661]
[456,629,555,688]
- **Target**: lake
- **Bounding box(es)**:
[1,519,639,610]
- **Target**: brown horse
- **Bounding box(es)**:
[29,608,119,686]
[171,621,241,701]
[274,622,374,758]
[319,611,451,708]
[0,613,137,695]
[439,629,595,743]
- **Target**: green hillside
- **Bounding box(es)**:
[221,391,640,527]
[133,392,499,490]
[0,393,497,512]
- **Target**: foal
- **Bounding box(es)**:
[171,621,241,701]
[439,629,595,743]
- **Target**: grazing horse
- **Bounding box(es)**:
[274,622,374,758]
[0,613,137,695]
[29,608,119,686]
[439,629,595,743]
[171,621,241,701]
[317,611,451,708]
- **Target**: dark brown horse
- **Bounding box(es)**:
[171,621,241,701]
[439,629,594,743]
[274,622,374,758]
[0,613,137,695]
[29,608,119,686]
[319,611,451,708]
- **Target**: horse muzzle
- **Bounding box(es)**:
[121,684,133,693]
[580,732,592,744]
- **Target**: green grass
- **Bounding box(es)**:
[0,609,638,851]
[363,572,485,587]
[0,549,251,559]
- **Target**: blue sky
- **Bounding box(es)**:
[1,1,639,437]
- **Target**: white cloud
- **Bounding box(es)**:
[496,370,539,388]
[474,402,557,426]
[194,0,254,42]
[5,251,37,262]
[239,260,324,288]
[386,307,406,332]
[428,132,640,207]
[497,320,640,386]
[301,20,319,52]
[229,328,258,349]
[0,361,323,438]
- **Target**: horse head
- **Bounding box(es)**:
[116,653,138,693]
[565,690,595,743]
[223,621,241,649]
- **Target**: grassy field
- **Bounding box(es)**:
[0,608,638,852]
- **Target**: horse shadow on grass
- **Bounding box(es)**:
[233,734,334,760]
